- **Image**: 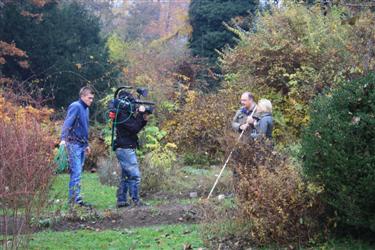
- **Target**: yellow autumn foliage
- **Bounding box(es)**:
[221,3,375,143]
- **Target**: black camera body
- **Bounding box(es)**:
[108,86,155,151]
[109,86,155,116]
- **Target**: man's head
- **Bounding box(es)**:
[240,92,255,110]
[79,86,94,107]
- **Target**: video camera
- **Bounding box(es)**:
[108,86,155,120]
[108,86,155,151]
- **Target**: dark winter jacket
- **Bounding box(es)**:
[232,106,256,132]
[115,111,147,149]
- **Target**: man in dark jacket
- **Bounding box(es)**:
[60,86,94,206]
[114,105,148,208]
[232,92,257,134]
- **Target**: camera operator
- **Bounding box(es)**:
[114,105,148,208]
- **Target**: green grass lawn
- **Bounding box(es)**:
[48,165,232,212]
[49,173,117,211]
[29,224,203,250]
[48,173,204,212]
[7,170,375,250]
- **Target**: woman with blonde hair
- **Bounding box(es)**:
[248,99,273,139]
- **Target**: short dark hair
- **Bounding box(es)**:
[79,86,94,97]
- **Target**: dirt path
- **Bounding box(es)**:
[1,203,205,235]
[49,203,202,232]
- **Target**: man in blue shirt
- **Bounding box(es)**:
[60,86,94,207]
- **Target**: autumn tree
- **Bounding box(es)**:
[0,1,117,109]
[116,1,162,41]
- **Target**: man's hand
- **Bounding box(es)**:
[246,116,254,124]
[138,105,146,113]
[240,123,249,131]
[109,111,116,120]
[85,146,91,155]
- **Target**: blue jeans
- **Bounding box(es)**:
[66,143,86,203]
[115,148,141,203]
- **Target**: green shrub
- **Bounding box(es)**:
[137,125,167,158]
[141,143,177,193]
[138,125,178,193]
[302,73,375,232]
[183,152,211,167]
[221,4,375,143]
[97,124,178,194]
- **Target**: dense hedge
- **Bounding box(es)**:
[302,73,375,232]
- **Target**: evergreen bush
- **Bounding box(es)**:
[302,73,375,232]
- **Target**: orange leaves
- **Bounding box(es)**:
[0,92,55,243]
[0,96,53,125]
[0,41,27,59]
[231,140,325,246]
[0,95,57,166]
[31,0,48,8]
[0,41,28,73]
[20,10,43,21]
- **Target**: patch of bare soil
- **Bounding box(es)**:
[49,204,202,232]
[1,204,202,235]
